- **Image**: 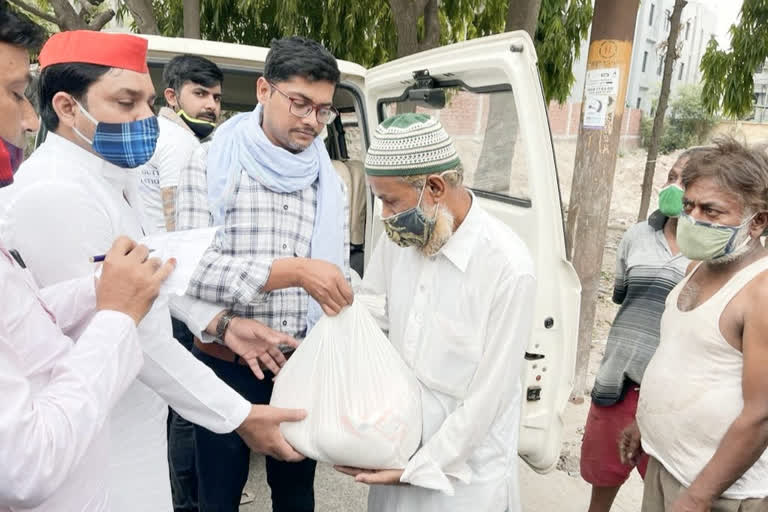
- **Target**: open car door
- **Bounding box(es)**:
[362,31,581,472]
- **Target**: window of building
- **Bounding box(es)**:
[657,57,663,76]
[637,97,642,109]
[649,3,655,26]
[679,62,685,80]
[685,21,691,40]
[642,51,649,72]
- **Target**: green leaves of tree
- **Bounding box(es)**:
[700,0,768,118]
[151,0,591,103]
[535,0,592,103]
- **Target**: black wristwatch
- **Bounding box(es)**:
[215,310,237,342]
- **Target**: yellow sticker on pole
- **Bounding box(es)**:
[582,40,633,131]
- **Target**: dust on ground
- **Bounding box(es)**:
[542,142,686,509]
[555,142,686,340]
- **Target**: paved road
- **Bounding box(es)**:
[241,456,368,512]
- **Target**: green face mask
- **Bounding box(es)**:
[658,184,683,217]
[676,212,754,261]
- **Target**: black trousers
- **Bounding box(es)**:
[169,318,198,512]
[191,346,317,512]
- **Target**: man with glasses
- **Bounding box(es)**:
[175,36,352,511]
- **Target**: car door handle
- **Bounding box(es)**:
[524,352,545,360]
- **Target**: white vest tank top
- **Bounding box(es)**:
[637,256,768,499]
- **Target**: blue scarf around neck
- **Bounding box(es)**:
[206,104,346,331]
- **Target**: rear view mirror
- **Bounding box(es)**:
[406,88,446,109]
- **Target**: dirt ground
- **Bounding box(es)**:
[554,141,688,341]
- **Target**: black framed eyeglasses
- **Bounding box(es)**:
[268,81,339,125]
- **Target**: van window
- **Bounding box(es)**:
[380,87,530,204]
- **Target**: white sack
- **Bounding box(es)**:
[270,299,422,469]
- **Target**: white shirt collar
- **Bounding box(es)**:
[44,131,135,189]
[437,191,481,273]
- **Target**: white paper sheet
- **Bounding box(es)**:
[140,227,219,296]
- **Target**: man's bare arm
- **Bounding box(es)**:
[681,278,768,506]
[162,186,176,232]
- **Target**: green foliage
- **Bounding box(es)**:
[151,0,395,67]
[535,0,593,103]
[642,84,718,153]
[701,0,768,118]
[149,0,591,103]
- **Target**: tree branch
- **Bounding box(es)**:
[88,9,116,30]
[506,0,542,36]
[419,0,440,51]
[47,0,90,30]
[7,0,60,25]
[122,0,160,35]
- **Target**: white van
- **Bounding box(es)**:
[140,31,581,473]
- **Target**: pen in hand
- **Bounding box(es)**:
[90,249,155,263]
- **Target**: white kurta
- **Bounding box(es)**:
[0,133,250,511]
[0,242,143,512]
[361,199,536,512]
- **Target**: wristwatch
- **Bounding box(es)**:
[215,310,237,342]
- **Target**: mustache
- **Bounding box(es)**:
[291,127,318,137]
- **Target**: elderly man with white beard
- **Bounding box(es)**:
[335,113,537,512]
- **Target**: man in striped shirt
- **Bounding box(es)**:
[580,150,702,512]
[175,36,352,512]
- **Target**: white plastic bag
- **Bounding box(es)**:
[270,299,422,469]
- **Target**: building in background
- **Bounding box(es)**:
[570,0,716,113]
[625,0,716,114]
[549,0,717,145]
[752,60,768,123]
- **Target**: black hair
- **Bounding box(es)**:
[264,36,340,85]
[0,0,46,51]
[163,54,223,92]
[38,62,111,131]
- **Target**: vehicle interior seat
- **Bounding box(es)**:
[330,159,366,277]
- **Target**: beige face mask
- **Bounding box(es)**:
[676,212,756,261]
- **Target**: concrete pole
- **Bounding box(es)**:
[566,0,640,401]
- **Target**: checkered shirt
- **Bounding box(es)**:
[177,142,350,339]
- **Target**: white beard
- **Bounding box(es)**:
[419,205,455,257]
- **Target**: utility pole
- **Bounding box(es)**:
[566,0,640,401]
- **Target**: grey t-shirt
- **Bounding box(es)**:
[591,211,690,406]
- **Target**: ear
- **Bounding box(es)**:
[752,211,768,238]
[164,87,178,109]
[426,174,447,201]
[52,92,79,129]
[256,77,272,104]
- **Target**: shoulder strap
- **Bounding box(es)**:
[708,256,768,312]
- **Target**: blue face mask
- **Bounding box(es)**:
[73,100,159,168]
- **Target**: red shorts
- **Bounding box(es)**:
[580,386,649,487]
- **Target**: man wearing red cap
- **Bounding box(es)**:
[0,29,306,512]
[0,7,178,512]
